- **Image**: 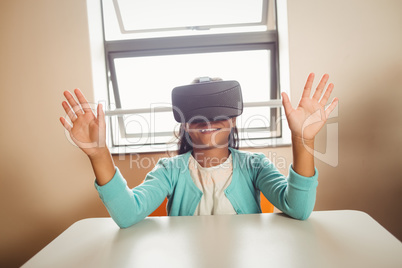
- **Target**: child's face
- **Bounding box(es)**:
[185,118,236,150]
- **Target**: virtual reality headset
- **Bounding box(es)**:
[171,79,243,123]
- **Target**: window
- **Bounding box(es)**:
[100,0,291,153]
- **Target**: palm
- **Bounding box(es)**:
[282,73,338,141]
[60,89,106,157]
[69,114,101,153]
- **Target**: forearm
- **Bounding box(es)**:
[95,164,171,228]
[280,166,318,220]
[291,136,315,177]
[89,148,116,186]
[255,153,318,220]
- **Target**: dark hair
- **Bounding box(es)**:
[176,123,239,155]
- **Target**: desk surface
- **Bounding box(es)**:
[23,210,402,268]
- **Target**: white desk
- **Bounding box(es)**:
[22,210,402,268]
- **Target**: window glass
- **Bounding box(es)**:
[114,49,272,110]
[115,0,264,32]
[103,0,268,40]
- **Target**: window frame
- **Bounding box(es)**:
[99,0,291,154]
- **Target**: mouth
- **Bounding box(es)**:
[199,128,221,133]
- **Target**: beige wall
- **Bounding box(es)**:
[286,0,402,240]
[0,0,401,267]
[0,0,103,267]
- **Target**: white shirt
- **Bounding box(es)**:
[188,154,237,215]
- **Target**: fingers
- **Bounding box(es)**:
[319,82,334,106]
[62,89,96,123]
[281,92,293,117]
[325,98,339,119]
[59,117,72,132]
[64,90,84,115]
[312,74,329,101]
[97,103,105,128]
[74,88,93,113]
[62,100,77,122]
[97,103,107,147]
[302,73,315,98]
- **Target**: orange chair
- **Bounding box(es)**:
[149,198,168,216]
[149,193,274,216]
[260,192,274,213]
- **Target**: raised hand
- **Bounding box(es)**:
[60,89,107,157]
[281,73,338,141]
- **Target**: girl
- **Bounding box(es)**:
[60,73,338,228]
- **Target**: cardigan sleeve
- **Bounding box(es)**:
[252,154,318,220]
[94,161,172,228]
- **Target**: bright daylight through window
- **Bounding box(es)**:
[101,0,290,153]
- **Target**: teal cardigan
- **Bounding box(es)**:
[95,148,318,228]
